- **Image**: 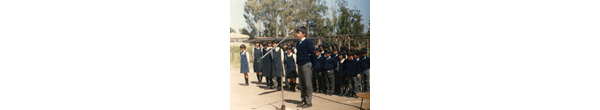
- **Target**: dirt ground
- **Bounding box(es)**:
[230,64,370,110]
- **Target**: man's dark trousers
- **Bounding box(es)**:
[298,62,313,105]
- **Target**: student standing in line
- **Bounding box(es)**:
[253,41,263,84]
[346,50,360,98]
[312,48,324,93]
[322,49,336,95]
[271,41,285,91]
[261,41,273,89]
[282,43,289,88]
[360,48,370,92]
[353,49,363,93]
[338,51,349,96]
[284,46,298,92]
[240,44,250,86]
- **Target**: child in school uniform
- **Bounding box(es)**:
[253,41,263,84]
[359,48,370,92]
[338,51,349,96]
[261,41,274,89]
[284,46,298,92]
[282,43,291,88]
[271,41,285,91]
[332,48,340,95]
[312,48,324,93]
[322,49,336,95]
[353,49,363,93]
[240,44,251,86]
[346,50,361,98]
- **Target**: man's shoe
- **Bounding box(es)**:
[297,103,305,107]
[301,103,312,108]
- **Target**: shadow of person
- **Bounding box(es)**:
[250,81,259,84]
[313,95,361,109]
[258,85,269,89]
[283,99,303,105]
[258,90,279,95]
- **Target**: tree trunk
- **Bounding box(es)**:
[347,36,350,49]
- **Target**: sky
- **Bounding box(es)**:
[230,0,370,34]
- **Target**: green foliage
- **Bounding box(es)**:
[335,0,363,35]
[230,27,236,33]
[244,0,328,37]
[241,28,254,39]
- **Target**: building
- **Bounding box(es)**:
[230,33,250,46]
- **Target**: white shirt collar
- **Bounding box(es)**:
[299,37,306,44]
[340,58,346,63]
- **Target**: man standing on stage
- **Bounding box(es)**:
[294,26,316,108]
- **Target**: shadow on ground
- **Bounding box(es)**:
[250,81,258,84]
[257,85,270,89]
[258,90,280,95]
[283,99,303,105]
[250,101,280,110]
[313,95,361,109]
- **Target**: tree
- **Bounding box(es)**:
[367,20,370,35]
[241,28,253,39]
[230,27,236,33]
[244,0,328,38]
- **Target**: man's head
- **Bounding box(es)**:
[295,26,307,39]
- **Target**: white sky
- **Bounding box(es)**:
[230,0,370,34]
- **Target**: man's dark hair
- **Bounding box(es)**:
[295,26,307,34]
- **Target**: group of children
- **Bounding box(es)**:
[239,40,370,98]
[313,44,370,97]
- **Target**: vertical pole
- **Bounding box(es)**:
[360,98,364,110]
